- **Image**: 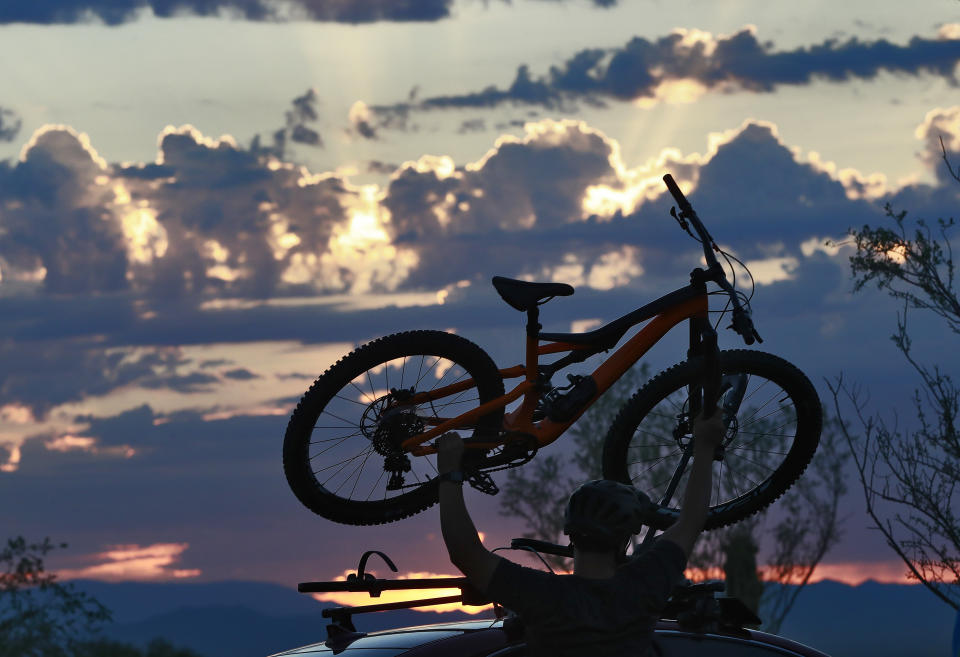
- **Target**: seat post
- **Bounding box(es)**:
[525,307,541,384]
[525,307,541,338]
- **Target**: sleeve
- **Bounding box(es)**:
[483,558,556,623]
[623,538,688,611]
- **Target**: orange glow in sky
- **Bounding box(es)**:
[57,543,201,581]
[685,560,915,587]
[310,569,493,615]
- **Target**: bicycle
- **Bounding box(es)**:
[283,174,823,529]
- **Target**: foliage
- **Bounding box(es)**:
[0,536,111,657]
[0,536,207,657]
[828,145,960,611]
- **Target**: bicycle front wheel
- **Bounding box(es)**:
[283,330,505,526]
[602,349,822,530]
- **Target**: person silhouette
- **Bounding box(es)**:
[436,410,725,657]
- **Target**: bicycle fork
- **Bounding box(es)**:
[641,319,746,545]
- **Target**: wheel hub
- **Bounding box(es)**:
[360,387,423,490]
[670,412,738,452]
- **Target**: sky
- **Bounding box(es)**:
[1,0,960,612]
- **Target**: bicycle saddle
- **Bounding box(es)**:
[492,276,574,312]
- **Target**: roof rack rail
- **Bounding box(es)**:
[299,549,504,640]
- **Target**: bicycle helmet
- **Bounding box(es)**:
[563,480,654,551]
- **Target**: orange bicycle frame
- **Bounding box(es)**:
[401,282,710,456]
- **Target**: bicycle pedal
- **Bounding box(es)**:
[467,471,499,496]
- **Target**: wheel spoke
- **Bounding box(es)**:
[309,429,363,446]
[629,449,681,477]
[415,356,443,390]
[364,368,377,405]
[723,460,761,489]
[333,393,372,409]
[348,448,377,499]
[309,433,358,457]
[739,388,788,426]
[316,449,369,478]
[321,409,363,428]
[333,446,376,496]
[348,381,375,404]
[366,468,387,501]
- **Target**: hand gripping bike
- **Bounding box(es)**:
[283,174,822,529]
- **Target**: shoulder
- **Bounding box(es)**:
[488,556,556,589]
[485,557,561,600]
[485,558,562,619]
[623,539,688,574]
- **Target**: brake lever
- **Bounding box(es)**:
[728,309,763,345]
[670,206,694,238]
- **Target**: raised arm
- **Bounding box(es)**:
[436,433,503,592]
[658,410,725,557]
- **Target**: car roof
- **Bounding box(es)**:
[267,619,503,655]
[268,617,832,657]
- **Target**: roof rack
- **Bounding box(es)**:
[662,580,762,633]
[298,548,504,646]
[300,540,762,650]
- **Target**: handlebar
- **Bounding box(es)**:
[663,174,720,270]
[662,174,762,346]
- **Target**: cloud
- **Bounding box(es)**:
[914,105,960,184]
[222,367,260,380]
[0,341,188,418]
[0,0,622,25]
[1,109,957,357]
[0,107,21,142]
[347,100,378,140]
[372,26,960,118]
[57,542,200,581]
[0,125,128,294]
[250,88,322,159]
[0,0,455,25]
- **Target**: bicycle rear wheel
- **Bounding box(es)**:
[602,350,821,530]
[283,330,505,526]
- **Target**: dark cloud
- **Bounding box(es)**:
[0,111,957,352]
[198,358,231,368]
[0,341,184,417]
[0,0,454,25]
[372,27,960,118]
[75,403,156,448]
[0,107,21,142]
[456,118,487,134]
[347,101,378,140]
[384,120,618,238]
[222,367,259,380]
[0,127,129,295]
[367,160,398,174]
[0,109,956,385]
[139,370,220,392]
[251,88,322,158]
[113,123,353,299]
[0,0,622,26]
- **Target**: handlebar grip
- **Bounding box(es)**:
[510,537,574,558]
[663,174,691,209]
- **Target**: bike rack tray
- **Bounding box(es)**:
[300,549,499,638]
